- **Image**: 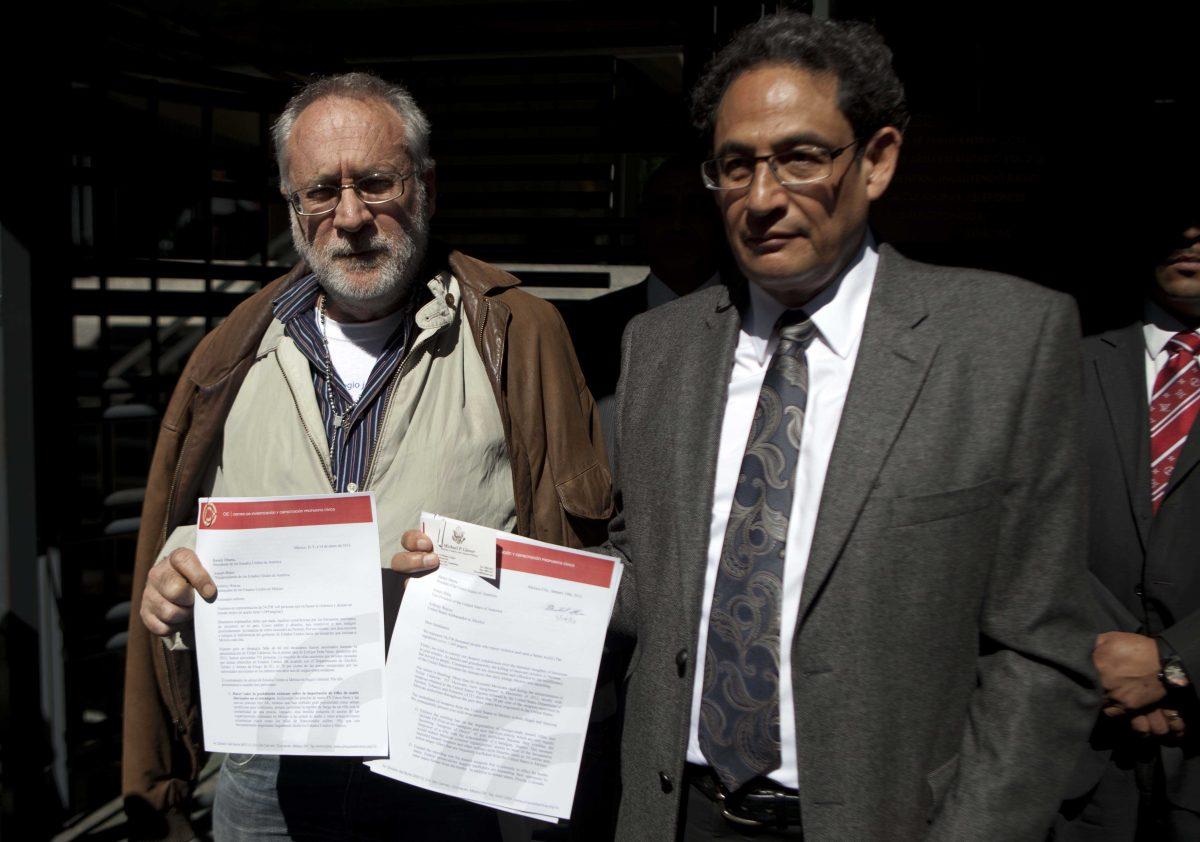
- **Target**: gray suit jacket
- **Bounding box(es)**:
[607,245,1099,841]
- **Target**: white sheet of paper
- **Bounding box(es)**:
[367,522,622,821]
[421,511,497,579]
[193,493,388,756]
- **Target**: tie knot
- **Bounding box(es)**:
[776,310,816,346]
[1169,331,1200,357]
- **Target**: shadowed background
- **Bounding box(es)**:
[0,1,1195,838]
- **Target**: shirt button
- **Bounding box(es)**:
[675,648,688,676]
[659,771,673,793]
[1135,585,1144,597]
[346,482,358,493]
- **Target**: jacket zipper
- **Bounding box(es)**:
[274,355,336,490]
[477,298,490,351]
[159,428,193,547]
[157,427,193,743]
[360,340,421,490]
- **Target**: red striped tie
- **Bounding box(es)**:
[1150,331,1200,512]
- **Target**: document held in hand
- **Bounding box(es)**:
[192,493,388,756]
[368,513,623,821]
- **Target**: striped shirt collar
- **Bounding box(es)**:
[273,271,322,323]
[270,272,418,492]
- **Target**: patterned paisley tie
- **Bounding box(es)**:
[699,309,816,792]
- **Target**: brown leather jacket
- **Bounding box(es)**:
[121,248,613,839]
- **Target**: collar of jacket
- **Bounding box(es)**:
[183,242,520,391]
[449,248,518,395]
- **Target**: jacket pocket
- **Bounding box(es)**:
[889,479,1003,527]
[555,461,614,521]
[926,752,959,820]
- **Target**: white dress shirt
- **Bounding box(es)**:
[685,237,878,789]
[1144,300,1198,398]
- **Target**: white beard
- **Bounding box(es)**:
[291,185,431,314]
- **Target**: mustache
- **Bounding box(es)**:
[318,232,396,257]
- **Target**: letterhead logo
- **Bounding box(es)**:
[201,502,219,528]
[452,525,466,545]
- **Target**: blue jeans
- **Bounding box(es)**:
[213,754,503,841]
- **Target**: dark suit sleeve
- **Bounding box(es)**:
[1088,570,1142,632]
[604,320,638,640]
[927,297,1101,841]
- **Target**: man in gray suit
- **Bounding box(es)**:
[604,13,1098,841]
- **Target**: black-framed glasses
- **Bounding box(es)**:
[700,140,860,191]
[287,171,412,216]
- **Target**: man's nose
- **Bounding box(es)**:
[745,160,787,215]
[332,186,372,232]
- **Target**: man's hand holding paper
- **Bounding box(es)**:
[190,493,390,757]
[390,531,442,577]
[140,547,217,638]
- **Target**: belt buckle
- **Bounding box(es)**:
[715,784,767,828]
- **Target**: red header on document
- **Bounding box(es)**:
[198,495,373,530]
[497,538,614,588]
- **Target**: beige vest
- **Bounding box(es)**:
[163,274,516,566]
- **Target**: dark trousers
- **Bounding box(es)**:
[213,753,503,841]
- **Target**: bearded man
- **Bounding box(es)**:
[122,72,612,841]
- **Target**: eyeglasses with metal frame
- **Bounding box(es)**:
[700,140,860,191]
[287,171,412,216]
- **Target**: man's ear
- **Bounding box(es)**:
[862,127,902,202]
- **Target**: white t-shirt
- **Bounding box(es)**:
[319,306,408,401]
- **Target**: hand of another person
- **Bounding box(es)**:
[390,530,440,577]
[140,548,216,637]
[1095,631,1166,714]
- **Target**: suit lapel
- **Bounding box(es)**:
[798,246,938,624]
[1093,325,1152,548]
[672,285,743,626]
